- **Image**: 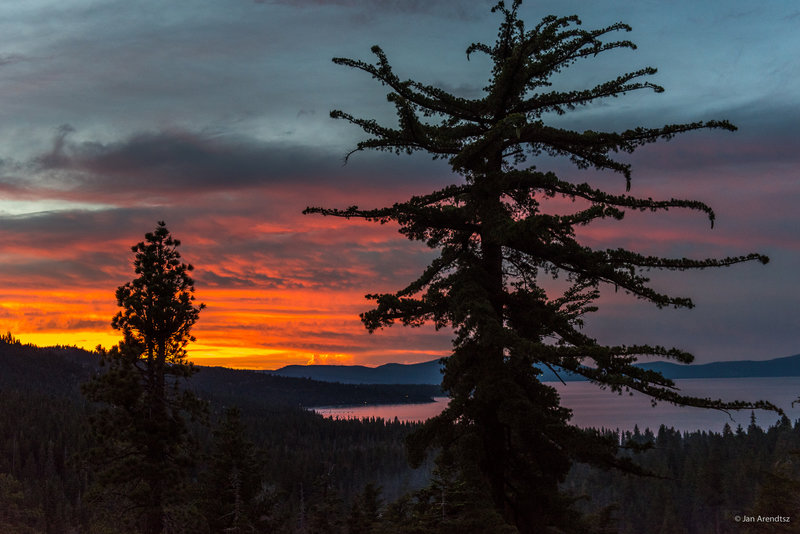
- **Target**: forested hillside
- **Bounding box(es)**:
[565,422,800,534]
[2,337,800,533]
[0,337,431,533]
[0,337,440,407]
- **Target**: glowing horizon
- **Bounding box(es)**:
[3,282,453,370]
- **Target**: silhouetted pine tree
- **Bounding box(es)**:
[305,1,774,532]
[307,468,345,534]
[204,406,265,533]
[346,482,382,534]
[82,221,206,534]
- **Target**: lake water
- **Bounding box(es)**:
[313,377,800,433]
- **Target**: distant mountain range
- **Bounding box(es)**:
[0,341,441,407]
[269,354,800,385]
[637,354,800,380]
[268,360,442,385]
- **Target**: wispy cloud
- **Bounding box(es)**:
[257,0,486,20]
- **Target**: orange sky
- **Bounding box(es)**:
[0,2,797,367]
[2,168,792,370]
[0,208,455,369]
[5,285,451,369]
[0,145,796,369]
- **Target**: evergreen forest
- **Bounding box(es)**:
[1,336,799,533]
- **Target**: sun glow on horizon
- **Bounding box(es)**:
[1,285,451,369]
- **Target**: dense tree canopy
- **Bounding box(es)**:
[306,2,774,531]
[2,336,797,533]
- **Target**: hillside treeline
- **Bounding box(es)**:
[0,337,429,533]
[0,338,798,533]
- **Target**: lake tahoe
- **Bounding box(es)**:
[314,377,800,433]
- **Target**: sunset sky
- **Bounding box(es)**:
[0,1,797,369]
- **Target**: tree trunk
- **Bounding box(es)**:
[477,160,512,524]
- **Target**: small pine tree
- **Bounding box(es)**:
[83,221,206,534]
[383,462,517,534]
[346,483,382,534]
[307,468,345,534]
[204,406,264,534]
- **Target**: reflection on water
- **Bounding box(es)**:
[314,397,450,423]
[313,377,800,433]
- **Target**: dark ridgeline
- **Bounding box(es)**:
[193,365,440,407]
[0,335,441,408]
[268,359,444,385]
[269,354,800,384]
[305,1,773,532]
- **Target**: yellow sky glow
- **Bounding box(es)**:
[1,286,448,369]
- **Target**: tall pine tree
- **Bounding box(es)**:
[83,221,206,534]
[306,2,775,532]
